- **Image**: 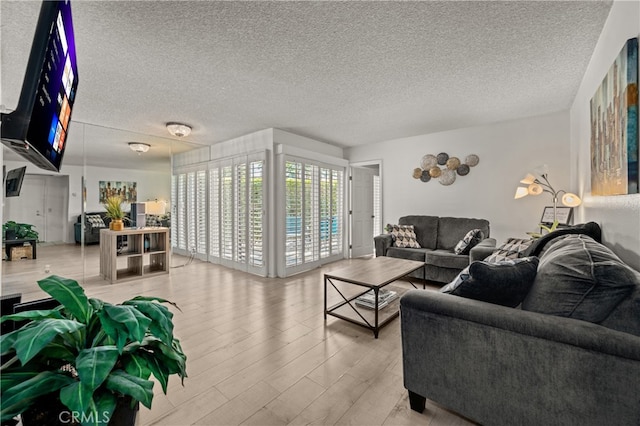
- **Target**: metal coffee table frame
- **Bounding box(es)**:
[324,257,425,338]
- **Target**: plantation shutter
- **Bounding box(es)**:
[284,157,344,273]
[196,170,207,255]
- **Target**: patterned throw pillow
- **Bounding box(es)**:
[485,238,534,263]
[86,214,106,228]
[453,228,485,255]
[146,215,159,227]
[386,224,421,248]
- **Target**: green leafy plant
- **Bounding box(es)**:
[0,275,187,426]
[528,220,560,239]
[103,196,125,221]
[2,220,39,240]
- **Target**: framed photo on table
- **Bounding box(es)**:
[541,206,573,225]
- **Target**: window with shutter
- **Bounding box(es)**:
[221,165,233,261]
[209,167,220,258]
[248,160,264,267]
[196,170,207,255]
[187,172,196,253]
[284,158,344,272]
[176,173,187,250]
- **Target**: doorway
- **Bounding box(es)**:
[349,161,382,258]
[3,174,69,243]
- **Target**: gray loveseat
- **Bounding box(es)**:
[400,231,640,425]
[73,212,112,244]
[374,215,496,283]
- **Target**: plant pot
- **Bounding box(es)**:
[110,219,124,231]
[20,395,138,426]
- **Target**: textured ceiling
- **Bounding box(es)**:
[1,0,612,168]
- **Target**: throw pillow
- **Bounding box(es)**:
[441,257,539,307]
[453,228,485,255]
[386,224,421,248]
[521,234,638,323]
[146,215,159,227]
[485,237,534,263]
[86,214,106,228]
[522,221,602,258]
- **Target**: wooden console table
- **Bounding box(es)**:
[100,227,170,283]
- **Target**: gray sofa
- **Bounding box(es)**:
[74,212,112,244]
[400,232,640,425]
[374,215,496,283]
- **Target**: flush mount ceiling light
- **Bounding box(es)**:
[166,122,192,138]
[128,142,150,154]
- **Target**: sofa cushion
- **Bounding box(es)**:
[522,234,638,323]
[425,250,470,270]
[386,224,421,248]
[399,216,439,249]
[454,228,484,255]
[86,214,106,228]
[440,257,539,307]
[600,277,640,337]
[436,217,490,250]
[386,247,429,263]
[485,237,534,263]
[522,221,602,258]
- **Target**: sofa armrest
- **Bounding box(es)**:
[401,290,640,359]
[374,234,393,257]
[469,237,496,262]
[400,290,640,425]
[74,222,82,244]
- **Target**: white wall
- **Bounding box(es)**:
[570,0,640,270]
[346,111,571,245]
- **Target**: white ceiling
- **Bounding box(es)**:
[1,0,613,168]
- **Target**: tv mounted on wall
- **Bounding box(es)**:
[4,166,27,197]
[0,0,78,172]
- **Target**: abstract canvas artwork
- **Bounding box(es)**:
[590,37,639,195]
[99,180,137,203]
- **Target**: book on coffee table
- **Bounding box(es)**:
[355,289,398,309]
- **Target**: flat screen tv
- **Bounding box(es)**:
[0,0,78,172]
[5,166,26,197]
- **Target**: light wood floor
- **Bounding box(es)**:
[1,244,476,426]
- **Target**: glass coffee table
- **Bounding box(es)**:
[324,256,424,338]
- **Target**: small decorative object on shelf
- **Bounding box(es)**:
[103,196,127,231]
[414,153,480,185]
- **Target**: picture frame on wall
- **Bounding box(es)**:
[99,181,137,204]
[541,206,573,225]
[589,37,639,195]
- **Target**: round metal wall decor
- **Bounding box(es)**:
[465,154,480,167]
[412,152,480,185]
[446,157,461,170]
[421,154,438,170]
[439,169,456,186]
[456,164,470,176]
[437,152,449,165]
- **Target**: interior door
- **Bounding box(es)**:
[45,175,69,243]
[350,166,375,258]
[5,174,46,240]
